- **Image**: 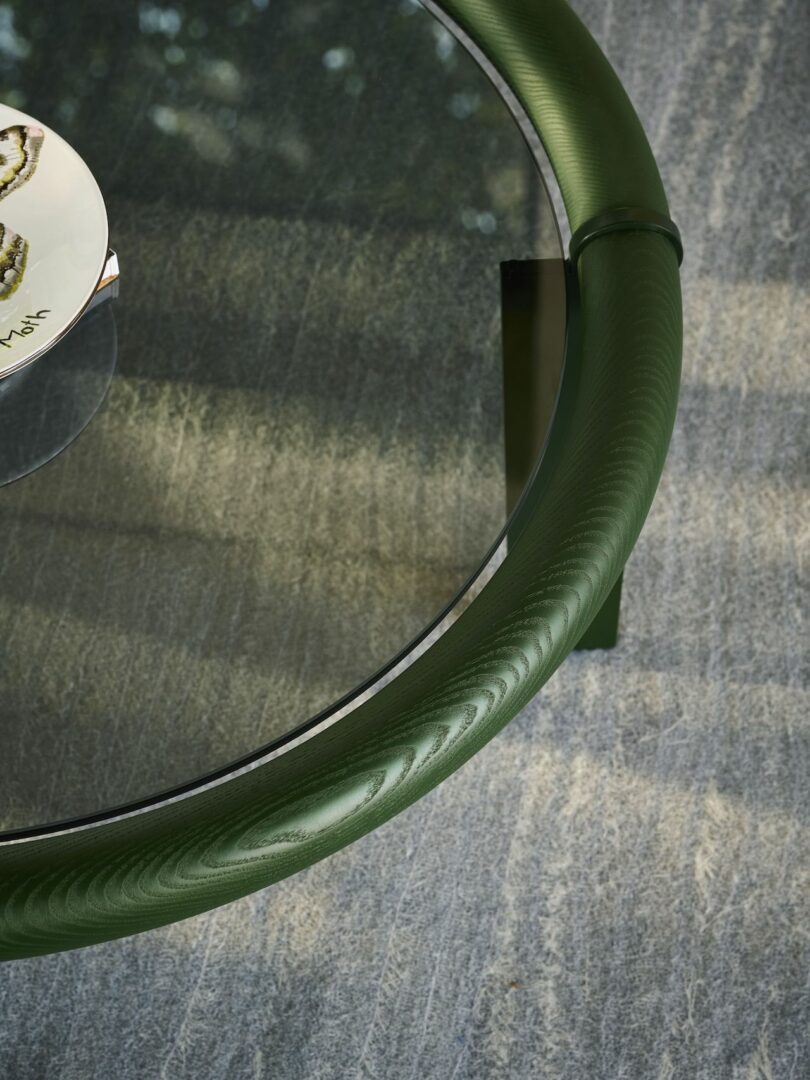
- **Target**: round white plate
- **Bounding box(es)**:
[0,103,109,380]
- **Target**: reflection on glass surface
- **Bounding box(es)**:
[0,0,562,832]
[0,304,117,486]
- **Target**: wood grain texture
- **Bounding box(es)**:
[439,0,670,231]
[0,0,682,959]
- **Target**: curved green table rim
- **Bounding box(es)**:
[0,0,682,960]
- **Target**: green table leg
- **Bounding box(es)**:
[574,572,623,649]
[501,257,566,522]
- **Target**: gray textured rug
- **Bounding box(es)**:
[1,0,808,1076]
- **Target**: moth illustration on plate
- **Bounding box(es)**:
[0,124,44,300]
[0,223,28,301]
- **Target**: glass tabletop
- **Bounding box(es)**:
[0,0,564,834]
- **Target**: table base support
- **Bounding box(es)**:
[574,572,623,650]
[500,256,622,650]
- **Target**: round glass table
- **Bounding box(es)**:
[0,0,564,836]
[0,0,682,959]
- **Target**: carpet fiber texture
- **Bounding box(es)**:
[1,0,808,1076]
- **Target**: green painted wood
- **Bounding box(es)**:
[576,572,624,650]
[0,0,682,959]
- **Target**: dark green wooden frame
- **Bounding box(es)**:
[0,0,682,960]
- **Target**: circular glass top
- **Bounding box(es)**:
[0,0,564,835]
